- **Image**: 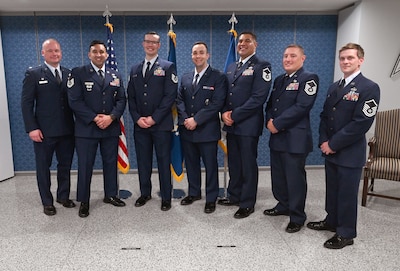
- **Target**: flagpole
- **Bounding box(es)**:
[103,6,132,199]
[167,14,185,199]
[219,12,238,199]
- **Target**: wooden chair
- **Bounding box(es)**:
[362,108,400,206]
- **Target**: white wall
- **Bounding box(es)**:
[336,0,400,112]
[0,29,15,181]
[336,0,400,140]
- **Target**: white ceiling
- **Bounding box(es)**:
[0,0,357,14]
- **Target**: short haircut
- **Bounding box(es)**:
[192,41,208,52]
[285,44,305,55]
[88,40,106,52]
[42,38,60,50]
[144,31,160,41]
[238,31,257,42]
[339,43,364,58]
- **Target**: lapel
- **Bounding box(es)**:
[144,57,160,83]
[41,64,58,85]
[87,64,103,89]
[232,55,256,84]
[275,68,303,99]
[60,66,69,84]
[192,66,210,96]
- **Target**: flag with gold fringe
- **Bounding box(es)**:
[218,28,238,154]
[168,28,184,182]
[105,20,130,174]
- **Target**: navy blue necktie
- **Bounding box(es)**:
[55,69,61,85]
[193,74,199,89]
[145,62,151,79]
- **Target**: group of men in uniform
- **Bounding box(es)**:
[21,31,380,249]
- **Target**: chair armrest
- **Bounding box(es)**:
[365,137,376,167]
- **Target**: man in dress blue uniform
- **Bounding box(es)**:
[218,31,272,218]
[21,38,75,216]
[127,32,178,211]
[176,41,228,214]
[307,43,380,249]
[264,44,319,233]
[68,40,127,218]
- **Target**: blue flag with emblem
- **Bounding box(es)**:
[168,30,184,182]
[218,29,237,154]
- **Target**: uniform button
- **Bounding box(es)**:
[332,107,336,111]
[276,99,279,102]
[231,84,234,87]
[330,117,334,120]
[103,101,106,104]
[192,96,195,99]
[191,105,194,108]
[330,128,333,130]
[229,93,233,96]
[191,113,194,116]
[144,93,147,96]
[144,102,147,105]
[102,109,106,113]
[229,102,232,105]
[274,108,277,111]
[144,84,147,87]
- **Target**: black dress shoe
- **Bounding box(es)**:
[286,222,303,233]
[161,200,171,211]
[217,198,239,206]
[263,208,289,216]
[79,202,89,218]
[234,207,254,219]
[204,202,216,214]
[324,234,354,249]
[181,195,201,205]
[43,205,56,216]
[56,199,76,208]
[103,196,126,207]
[135,196,152,207]
[307,220,335,232]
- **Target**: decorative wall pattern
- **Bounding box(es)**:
[0,14,337,171]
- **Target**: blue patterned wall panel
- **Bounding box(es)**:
[1,14,337,171]
[1,16,38,172]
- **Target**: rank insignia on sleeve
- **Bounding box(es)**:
[67,78,74,88]
[362,99,378,117]
[304,80,317,95]
[171,74,178,84]
[262,67,271,82]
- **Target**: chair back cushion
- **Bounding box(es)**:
[374,109,400,158]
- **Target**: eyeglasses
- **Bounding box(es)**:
[143,40,160,45]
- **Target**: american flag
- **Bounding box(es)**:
[105,22,130,174]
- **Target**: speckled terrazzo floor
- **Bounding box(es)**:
[1,167,399,271]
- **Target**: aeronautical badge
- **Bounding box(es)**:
[171,74,178,84]
[262,67,271,82]
[67,77,74,88]
[362,99,378,117]
[304,80,317,95]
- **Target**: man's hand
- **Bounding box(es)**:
[184,117,197,130]
[29,129,44,142]
[222,111,234,126]
[94,114,113,130]
[320,141,336,155]
[266,119,278,134]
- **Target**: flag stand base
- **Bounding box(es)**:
[118,189,132,199]
[157,189,186,199]
[218,188,228,199]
